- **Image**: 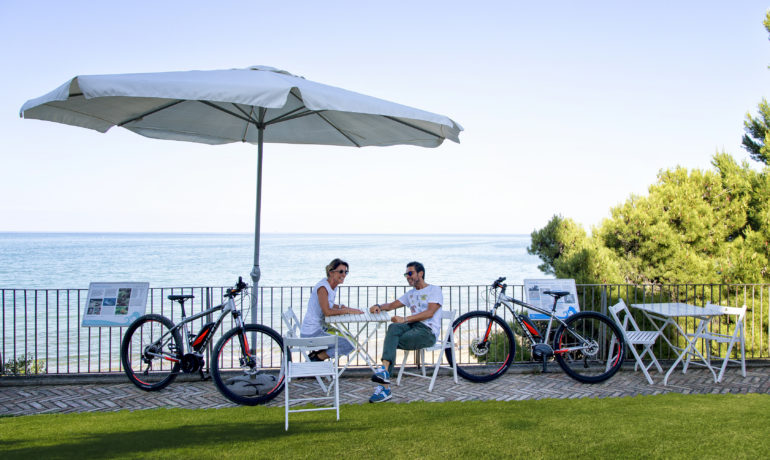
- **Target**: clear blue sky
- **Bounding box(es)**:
[1,1,768,234]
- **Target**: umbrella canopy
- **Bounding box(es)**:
[20,65,463,314]
[21,65,461,147]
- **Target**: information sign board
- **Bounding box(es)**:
[523,279,579,320]
[82,282,149,327]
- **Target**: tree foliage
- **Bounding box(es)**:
[741,11,770,165]
[528,153,770,285]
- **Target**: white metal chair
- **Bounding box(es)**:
[283,335,340,431]
[685,303,747,383]
[609,299,663,384]
[281,308,328,392]
[396,309,458,392]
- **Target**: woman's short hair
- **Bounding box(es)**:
[325,258,349,276]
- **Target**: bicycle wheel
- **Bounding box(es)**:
[446,311,515,382]
[120,314,182,391]
[211,323,287,405]
[553,311,625,383]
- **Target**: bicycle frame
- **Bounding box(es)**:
[146,294,245,363]
[489,288,594,356]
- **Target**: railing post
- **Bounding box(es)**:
[205,287,212,374]
[601,285,608,316]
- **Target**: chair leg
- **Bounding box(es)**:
[285,374,290,431]
[428,349,443,392]
[629,345,655,385]
[420,350,427,377]
[643,345,664,373]
[334,370,340,422]
[397,350,410,386]
[740,328,746,377]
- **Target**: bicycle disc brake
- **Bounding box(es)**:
[470,338,490,357]
[240,354,260,375]
[583,339,599,357]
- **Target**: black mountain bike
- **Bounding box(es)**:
[447,277,625,383]
[120,277,287,405]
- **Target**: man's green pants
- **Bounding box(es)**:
[381,322,436,374]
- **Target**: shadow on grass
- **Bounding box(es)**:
[2,415,365,459]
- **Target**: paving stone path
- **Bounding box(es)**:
[2,365,768,416]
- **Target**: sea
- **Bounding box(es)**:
[0,232,547,289]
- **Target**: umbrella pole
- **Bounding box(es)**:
[250,124,264,326]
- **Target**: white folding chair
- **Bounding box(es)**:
[281,308,328,393]
[283,335,340,431]
[685,303,747,383]
[609,299,663,384]
[396,309,458,392]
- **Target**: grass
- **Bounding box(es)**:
[1,393,769,459]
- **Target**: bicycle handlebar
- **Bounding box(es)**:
[225,276,249,298]
[491,277,507,292]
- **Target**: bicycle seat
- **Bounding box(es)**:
[168,294,195,302]
[542,290,570,299]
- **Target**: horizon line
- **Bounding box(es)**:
[0,230,532,237]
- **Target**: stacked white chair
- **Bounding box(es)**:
[396,309,458,392]
[609,299,663,384]
[283,335,340,431]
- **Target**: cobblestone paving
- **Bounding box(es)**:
[2,366,768,416]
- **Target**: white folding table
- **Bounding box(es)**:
[630,302,725,385]
[325,311,391,376]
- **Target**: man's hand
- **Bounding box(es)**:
[391,315,407,324]
[370,304,382,313]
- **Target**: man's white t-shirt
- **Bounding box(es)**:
[300,278,335,335]
[397,284,443,338]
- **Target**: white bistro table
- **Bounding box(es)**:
[325,311,391,376]
[630,302,724,385]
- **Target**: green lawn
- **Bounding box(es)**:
[1,393,768,459]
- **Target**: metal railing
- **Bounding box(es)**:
[2,283,768,375]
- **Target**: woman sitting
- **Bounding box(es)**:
[300,258,363,361]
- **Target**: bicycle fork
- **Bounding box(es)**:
[232,314,258,372]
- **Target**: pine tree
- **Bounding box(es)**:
[742,11,770,165]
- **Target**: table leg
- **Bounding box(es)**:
[662,316,718,385]
[334,322,384,378]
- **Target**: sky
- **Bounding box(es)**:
[1,1,769,235]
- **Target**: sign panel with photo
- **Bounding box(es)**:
[523,279,579,320]
[82,282,149,327]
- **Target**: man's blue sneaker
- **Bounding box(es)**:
[371,366,390,384]
[369,385,392,403]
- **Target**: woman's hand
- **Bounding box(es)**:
[347,307,364,314]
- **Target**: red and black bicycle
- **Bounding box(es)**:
[447,277,625,384]
[120,277,286,405]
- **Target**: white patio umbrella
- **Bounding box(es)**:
[20,65,463,317]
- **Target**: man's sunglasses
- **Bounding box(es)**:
[403,271,415,277]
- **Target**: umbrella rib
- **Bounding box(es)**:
[383,115,444,140]
[264,107,314,125]
[117,100,185,127]
[199,101,256,125]
[279,87,359,145]
[313,112,361,147]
